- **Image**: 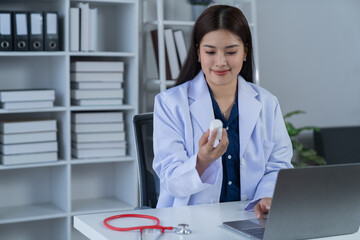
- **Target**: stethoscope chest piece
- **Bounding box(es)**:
[175,223,192,235]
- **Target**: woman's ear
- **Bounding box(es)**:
[244,44,248,61]
[197,47,200,62]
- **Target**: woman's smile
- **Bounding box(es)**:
[212,69,230,76]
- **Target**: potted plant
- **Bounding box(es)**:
[188,0,213,20]
[284,110,326,167]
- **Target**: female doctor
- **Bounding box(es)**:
[152,5,293,218]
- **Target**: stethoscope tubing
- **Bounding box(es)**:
[103,213,174,234]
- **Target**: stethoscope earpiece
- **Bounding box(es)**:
[175,223,192,234]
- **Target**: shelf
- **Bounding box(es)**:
[0,0,139,238]
[71,156,135,164]
[146,20,255,28]
[0,166,68,220]
[0,217,67,240]
[69,51,136,57]
[148,20,195,26]
[0,160,67,170]
[70,104,135,111]
[0,52,67,57]
[71,161,137,213]
[71,0,136,4]
[0,203,67,225]
[71,197,134,214]
[233,0,253,3]
[0,107,68,114]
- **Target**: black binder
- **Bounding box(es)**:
[28,12,44,51]
[13,12,29,51]
[0,11,13,51]
[44,12,59,51]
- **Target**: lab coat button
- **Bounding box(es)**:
[228,155,232,159]
[242,194,247,201]
[228,181,232,185]
[241,158,246,166]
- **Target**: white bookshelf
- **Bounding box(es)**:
[141,0,259,112]
[0,0,139,239]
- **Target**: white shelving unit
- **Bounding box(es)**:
[0,0,139,239]
[140,0,259,112]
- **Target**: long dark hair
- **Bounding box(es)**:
[175,5,254,86]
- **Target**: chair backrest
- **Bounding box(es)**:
[133,112,159,208]
[313,126,360,165]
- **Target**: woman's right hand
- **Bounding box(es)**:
[196,128,229,176]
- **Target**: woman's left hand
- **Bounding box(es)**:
[254,197,272,219]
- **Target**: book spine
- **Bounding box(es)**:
[72,122,124,133]
[72,148,126,158]
[70,72,124,82]
[70,8,80,52]
[174,30,187,67]
[0,90,55,102]
[80,3,89,52]
[164,28,180,80]
[72,132,125,142]
[151,29,172,80]
[1,141,58,155]
[73,140,126,149]
[0,131,57,144]
[71,89,124,99]
[71,61,124,72]
[89,8,97,52]
[72,99,123,106]
[71,82,122,90]
[0,120,57,134]
[0,152,58,165]
[1,101,54,110]
[72,112,124,123]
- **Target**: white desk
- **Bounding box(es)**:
[74,201,360,240]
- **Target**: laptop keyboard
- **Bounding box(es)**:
[242,228,265,239]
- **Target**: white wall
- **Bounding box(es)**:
[257,0,360,129]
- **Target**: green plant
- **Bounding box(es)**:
[284,110,326,167]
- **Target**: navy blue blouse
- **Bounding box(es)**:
[208,87,240,202]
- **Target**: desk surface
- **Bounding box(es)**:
[74,201,360,240]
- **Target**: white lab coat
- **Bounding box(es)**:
[153,71,293,209]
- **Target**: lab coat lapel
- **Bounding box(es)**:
[189,72,214,133]
[238,77,261,158]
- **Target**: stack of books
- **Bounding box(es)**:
[0,119,58,165]
[0,89,55,110]
[71,61,125,106]
[71,112,126,158]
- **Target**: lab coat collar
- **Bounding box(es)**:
[237,76,262,158]
[189,71,214,133]
[188,71,262,158]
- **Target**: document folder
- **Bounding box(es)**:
[44,12,59,51]
[69,8,80,51]
[28,12,44,51]
[13,12,29,51]
[0,11,12,51]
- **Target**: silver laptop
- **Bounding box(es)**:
[223,163,360,240]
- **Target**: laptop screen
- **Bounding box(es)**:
[223,164,360,240]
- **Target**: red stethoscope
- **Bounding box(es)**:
[104,213,191,239]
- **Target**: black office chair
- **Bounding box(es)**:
[133,112,159,208]
[313,126,360,165]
